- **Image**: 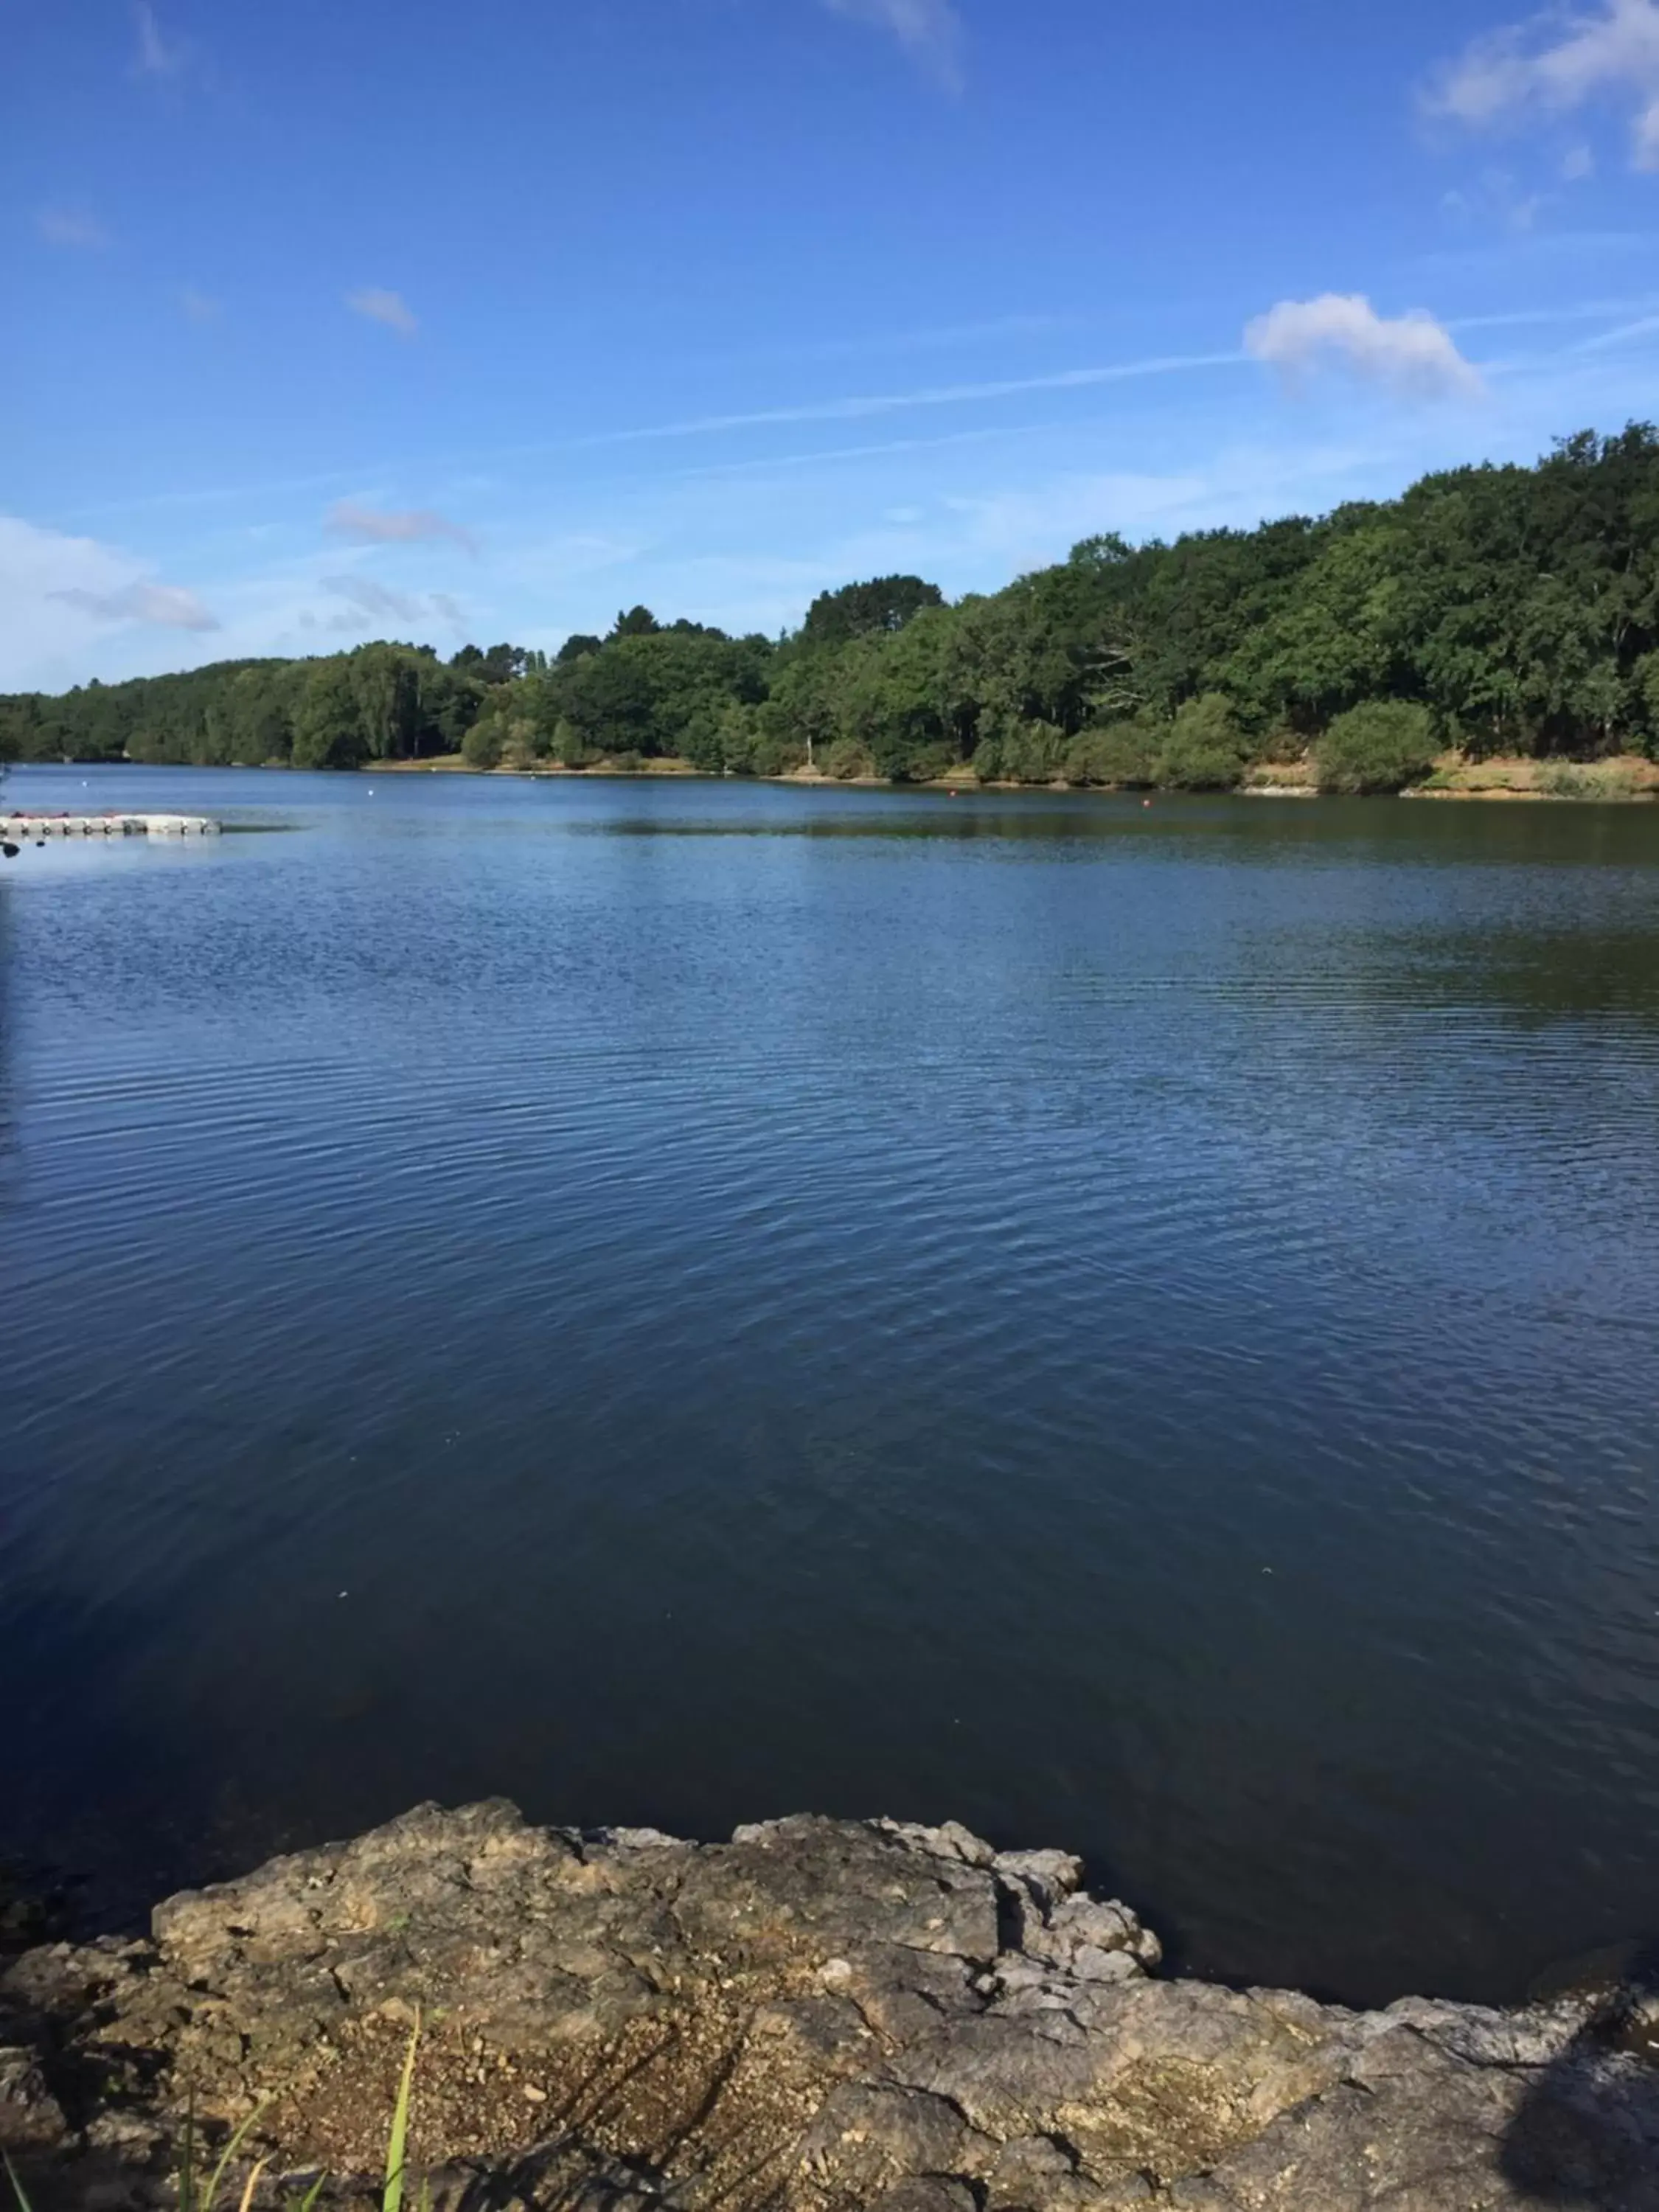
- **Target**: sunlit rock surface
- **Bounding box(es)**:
[4,1801,1656,2208]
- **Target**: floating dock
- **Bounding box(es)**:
[3,813,220,841]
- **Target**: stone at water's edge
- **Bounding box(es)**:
[1,1804,1656,2209]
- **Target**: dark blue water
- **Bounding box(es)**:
[4,762,1658,2007]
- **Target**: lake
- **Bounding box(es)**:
[4,762,1658,2008]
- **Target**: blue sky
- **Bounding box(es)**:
[7,0,1659,689]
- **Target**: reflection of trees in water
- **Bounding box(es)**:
[1394,931,1659,1026]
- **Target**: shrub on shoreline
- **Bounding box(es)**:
[1315,700,1439,794]
[1064,720,1160,787]
[1154,695,1249,790]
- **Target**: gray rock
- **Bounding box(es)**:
[1,1802,1653,2209]
[0,2042,68,2149]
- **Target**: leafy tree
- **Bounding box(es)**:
[218,664,299,765]
[800,575,945,653]
[462,716,504,770]
[1225,521,1409,731]
[1315,700,1439,793]
[823,735,876,779]
[1064,720,1160,786]
[750,729,806,776]
[476,643,527,686]
[293,659,370,769]
[972,717,1068,784]
[550,717,597,768]
[832,607,959,777]
[0,697,29,762]
[349,644,425,760]
[1153,694,1248,789]
[610,606,661,639]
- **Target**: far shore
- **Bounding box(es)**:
[338,751,1659,801]
[18,752,1659,800]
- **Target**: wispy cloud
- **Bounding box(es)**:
[180,286,219,323]
[319,576,467,633]
[326,500,476,549]
[717,310,1079,372]
[667,414,1093,485]
[37,206,109,250]
[48,345,1254,538]
[133,2,189,77]
[1448,290,1659,329]
[52,580,219,630]
[346,287,417,338]
[1245,293,1485,400]
[820,0,964,90]
[1440,165,1549,232]
[577,350,1242,451]
[1569,307,1659,348]
[1427,0,1659,168]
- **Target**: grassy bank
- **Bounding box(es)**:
[1405,754,1659,801]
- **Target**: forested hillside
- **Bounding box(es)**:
[8,426,1659,792]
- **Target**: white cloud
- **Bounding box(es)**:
[0,515,484,686]
[326,500,475,549]
[1427,0,1659,168]
[346,287,417,337]
[0,516,225,685]
[37,206,109,251]
[819,0,964,89]
[53,582,219,630]
[1244,293,1485,400]
[133,2,189,76]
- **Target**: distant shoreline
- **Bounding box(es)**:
[24,754,1658,801]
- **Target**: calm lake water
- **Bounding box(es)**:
[4,762,1658,2006]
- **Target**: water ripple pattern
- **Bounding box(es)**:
[3,764,1658,2007]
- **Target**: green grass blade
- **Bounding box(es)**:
[198,2101,265,2212]
[4,2151,35,2212]
[382,2011,422,2212]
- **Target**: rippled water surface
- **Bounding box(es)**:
[4,763,1659,2005]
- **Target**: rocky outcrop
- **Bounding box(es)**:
[2,1802,1657,2209]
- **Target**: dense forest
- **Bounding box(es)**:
[8,426,1659,794]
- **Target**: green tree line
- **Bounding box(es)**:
[8,425,1659,792]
